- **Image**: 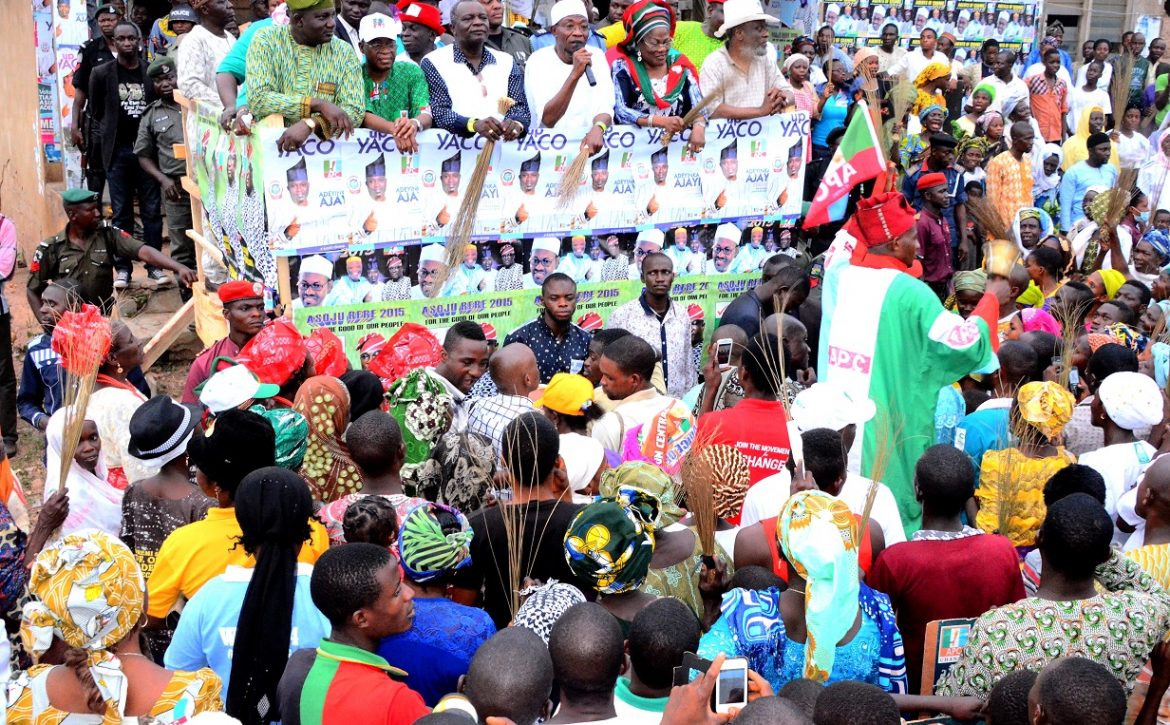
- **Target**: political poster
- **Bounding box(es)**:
[254,114,809,256]
[823,0,1041,56]
[51,0,89,186]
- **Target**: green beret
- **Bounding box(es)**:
[62,188,99,205]
[286,0,333,12]
[148,57,176,78]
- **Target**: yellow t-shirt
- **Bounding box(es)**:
[146,507,330,617]
[600,22,627,48]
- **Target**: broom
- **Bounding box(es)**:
[442,98,517,287]
[49,305,113,499]
[964,195,1012,246]
[856,405,902,545]
[659,81,727,147]
[556,148,593,210]
[1096,170,1139,265]
[885,80,917,158]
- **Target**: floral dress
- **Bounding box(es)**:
[6,665,222,723]
[976,447,1076,548]
[640,532,731,621]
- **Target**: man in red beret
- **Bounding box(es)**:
[819,191,1012,533]
[399,2,445,64]
[181,280,266,403]
[915,172,954,300]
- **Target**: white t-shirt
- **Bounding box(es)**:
[525,44,615,134]
[738,471,906,546]
[1080,440,1157,545]
[1118,131,1153,170]
[1067,86,1112,134]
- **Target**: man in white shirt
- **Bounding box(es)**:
[559,234,593,283]
[591,334,681,450]
[886,27,957,83]
[524,0,614,143]
[701,0,793,119]
[981,49,1029,114]
[332,0,372,56]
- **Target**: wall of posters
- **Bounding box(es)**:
[255,114,809,256]
[824,0,1041,56]
[51,0,90,185]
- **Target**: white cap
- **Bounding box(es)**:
[419,244,447,264]
[199,365,280,414]
[636,228,665,247]
[714,222,742,245]
[359,12,400,41]
[790,382,877,433]
[299,255,334,279]
[716,0,778,37]
[532,237,562,254]
[559,433,604,492]
[549,0,588,26]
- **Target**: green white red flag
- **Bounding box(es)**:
[802,101,887,229]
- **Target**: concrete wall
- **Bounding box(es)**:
[1,0,65,261]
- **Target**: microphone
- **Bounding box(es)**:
[585,65,597,86]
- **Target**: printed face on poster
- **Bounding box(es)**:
[823,0,1040,55]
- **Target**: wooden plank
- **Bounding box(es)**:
[181,175,202,201]
[277,256,292,310]
[141,298,196,371]
[188,229,226,266]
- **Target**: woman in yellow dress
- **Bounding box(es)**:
[8,529,222,723]
[977,381,1077,552]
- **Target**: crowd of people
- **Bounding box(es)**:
[10,0,1170,722]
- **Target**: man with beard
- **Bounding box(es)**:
[399,1,442,64]
[181,281,267,403]
[506,272,592,382]
[247,0,364,151]
[525,238,561,289]
[493,242,525,290]
[710,223,741,274]
[672,0,724,70]
[559,235,592,283]
[413,243,459,298]
[332,255,375,305]
[428,151,462,235]
[379,254,412,300]
[294,254,335,308]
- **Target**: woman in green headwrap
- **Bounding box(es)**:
[610,0,705,151]
[384,368,454,491]
[954,83,996,139]
[600,461,730,623]
[948,270,988,319]
[564,496,658,635]
[696,491,907,694]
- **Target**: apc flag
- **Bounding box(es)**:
[802,102,886,229]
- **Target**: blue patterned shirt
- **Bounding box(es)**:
[503,316,591,384]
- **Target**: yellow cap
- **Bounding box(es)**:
[534,373,595,416]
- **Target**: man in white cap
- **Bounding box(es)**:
[294,255,335,308]
[700,0,792,121]
[525,237,561,289]
[628,228,664,280]
[738,381,907,546]
[558,235,593,283]
[413,243,457,298]
[665,227,698,276]
[524,0,613,142]
[730,225,768,273]
[710,222,742,274]
[198,364,281,415]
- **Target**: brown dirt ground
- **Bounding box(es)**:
[9,266,193,511]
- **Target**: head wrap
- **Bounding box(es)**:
[1099,268,1127,299]
[956,135,989,161]
[1151,342,1170,388]
[45,407,119,536]
[918,103,948,122]
[1012,207,1055,253]
[783,52,810,73]
[512,580,586,644]
[341,370,387,421]
[564,498,656,594]
[697,444,752,519]
[561,433,606,493]
[976,110,1004,135]
[600,461,684,527]
[1016,381,1076,441]
[953,270,987,294]
[398,501,474,582]
[1016,284,1045,308]
[293,376,362,503]
[250,405,310,470]
[415,431,497,515]
[972,82,998,102]
[1097,371,1163,430]
[22,530,144,720]
[614,0,695,110]
[915,62,952,88]
[385,368,454,482]
[1140,229,1170,265]
[1032,143,1063,196]
[777,491,860,683]
[624,0,672,46]
[1100,322,1147,353]
[1020,308,1062,336]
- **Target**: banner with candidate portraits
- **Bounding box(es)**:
[823,0,1042,56]
[253,113,809,256]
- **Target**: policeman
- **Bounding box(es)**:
[28,189,197,316]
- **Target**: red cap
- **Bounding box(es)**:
[480,322,497,341]
[398,2,444,35]
[846,192,918,248]
[687,303,704,321]
[356,333,387,355]
[577,311,603,331]
[218,280,264,305]
[916,172,948,191]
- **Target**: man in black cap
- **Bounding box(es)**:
[89,20,167,289]
[28,189,197,313]
[135,56,195,284]
[71,3,121,197]
[428,151,462,233]
[351,154,385,239]
[902,133,968,264]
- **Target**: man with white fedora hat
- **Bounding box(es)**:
[700,0,792,120]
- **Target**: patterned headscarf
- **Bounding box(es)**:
[777,491,860,684]
[293,376,361,503]
[415,430,497,514]
[1098,269,1127,300]
[953,270,987,294]
[386,369,454,483]
[956,135,989,162]
[697,444,751,519]
[600,461,684,527]
[915,62,952,88]
[250,405,309,470]
[511,580,587,644]
[398,501,474,583]
[22,530,145,719]
[1016,381,1076,441]
[564,498,656,594]
[917,103,948,122]
[1140,229,1170,265]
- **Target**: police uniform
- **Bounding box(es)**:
[31,198,145,310]
[134,57,194,270]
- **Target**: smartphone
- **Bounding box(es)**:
[715,338,734,368]
[714,657,749,714]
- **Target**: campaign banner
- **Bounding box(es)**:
[51,0,89,186]
[294,274,761,366]
[255,114,809,256]
[823,0,1041,56]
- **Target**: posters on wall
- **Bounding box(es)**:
[50,0,90,185]
[821,0,1041,57]
[34,0,62,164]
